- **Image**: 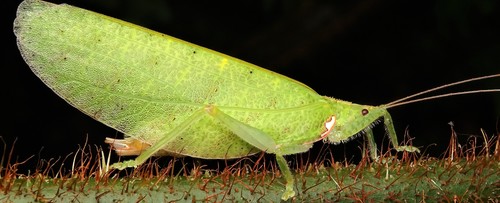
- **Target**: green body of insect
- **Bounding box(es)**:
[14,0,419,200]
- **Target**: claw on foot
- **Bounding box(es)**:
[281,185,296,200]
[111,160,139,170]
[396,146,420,153]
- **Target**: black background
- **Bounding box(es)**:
[2,0,499,172]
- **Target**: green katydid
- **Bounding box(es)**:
[13,0,500,200]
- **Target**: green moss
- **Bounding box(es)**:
[1,133,498,202]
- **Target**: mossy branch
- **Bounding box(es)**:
[1,131,498,202]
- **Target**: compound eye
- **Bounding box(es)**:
[361,109,369,116]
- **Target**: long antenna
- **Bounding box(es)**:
[386,89,500,108]
[384,74,500,108]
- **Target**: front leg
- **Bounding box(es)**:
[383,112,420,155]
[363,111,420,161]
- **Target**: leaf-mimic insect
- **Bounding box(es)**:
[14,0,499,200]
